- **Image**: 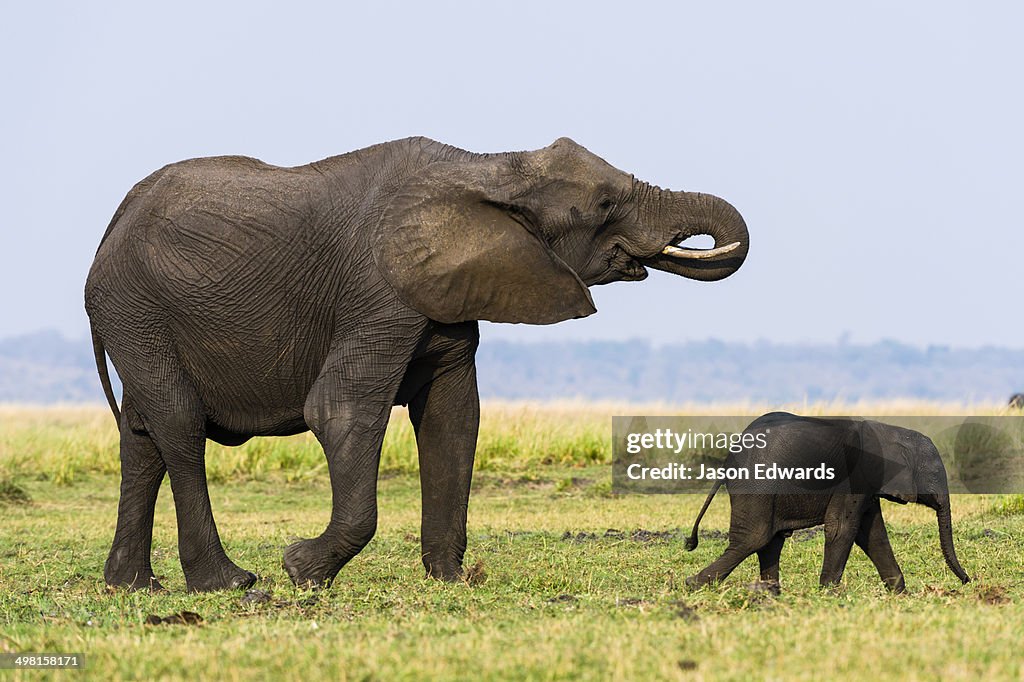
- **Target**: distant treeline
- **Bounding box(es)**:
[2,330,1022,404]
[477,339,1024,403]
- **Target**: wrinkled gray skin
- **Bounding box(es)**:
[686,412,970,593]
[86,137,749,592]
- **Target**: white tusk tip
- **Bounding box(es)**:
[661,241,741,260]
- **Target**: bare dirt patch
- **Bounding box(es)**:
[561,528,680,543]
[463,560,487,586]
[145,611,203,626]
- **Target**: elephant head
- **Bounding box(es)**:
[373,137,749,324]
[863,422,971,584]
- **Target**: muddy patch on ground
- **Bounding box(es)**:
[556,477,594,490]
[0,481,31,506]
[666,600,700,621]
[978,528,1010,540]
[499,530,546,540]
[462,560,487,586]
[145,611,203,626]
[240,589,273,606]
[975,585,1010,605]
[614,597,700,620]
[475,475,552,490]
[615,597,655,609]
[790,526,824,542]
[630,529,679,542]
[561,528,681,543]
[697,529,729,542]
[744,580,781,596]
[924,583,1010,605]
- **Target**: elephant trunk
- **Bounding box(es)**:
[935,494,970,584]
[639,186,750,282]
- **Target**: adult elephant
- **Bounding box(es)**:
[86,136,749,592]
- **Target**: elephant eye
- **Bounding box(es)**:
[598,199,615,212]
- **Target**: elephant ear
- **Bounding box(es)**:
[372,161,596,324]
[858,421,917,504]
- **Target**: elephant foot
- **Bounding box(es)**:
[184,562,258,593]
[424,556,465,582]
[425,567,464,582]
[105,569,166,593]
[686,572,730,590]
[104,551,166,592]
[818,580,845,595]
[883,576,906,593]
[283,538,343,588]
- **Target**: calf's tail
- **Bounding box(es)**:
[685,480,724,551]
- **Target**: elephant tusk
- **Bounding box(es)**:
[661,241,741,260]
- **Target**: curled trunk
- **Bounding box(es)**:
[641,189,750,282]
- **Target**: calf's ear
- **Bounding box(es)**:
[855,422,917,503]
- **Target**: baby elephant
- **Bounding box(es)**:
[685,412,970,592]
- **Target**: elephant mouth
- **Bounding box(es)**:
[590,245,648,285]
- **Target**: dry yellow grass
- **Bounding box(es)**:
[0,400,1015,484]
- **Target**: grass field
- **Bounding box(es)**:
[1,403,1022,681]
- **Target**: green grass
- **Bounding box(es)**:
[1,405,1022,680]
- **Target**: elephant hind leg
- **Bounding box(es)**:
[820,494,870,588]
[756,533,786,585]
[126,357,256,593]
[855,500,905,593]
[105,398,167,591]
[686,541,759,588]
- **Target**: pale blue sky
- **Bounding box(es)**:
[2,1,1021,347]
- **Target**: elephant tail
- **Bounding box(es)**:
[685,480,724,551]
[91,327,121,429]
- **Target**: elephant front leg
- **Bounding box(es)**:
[409,358,479,581]
[756,533,786,586]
